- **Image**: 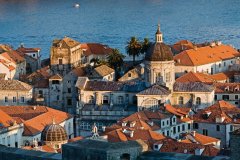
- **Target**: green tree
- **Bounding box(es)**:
[107,48,125,70]
[141,37,150,54]
[126,37,142,65]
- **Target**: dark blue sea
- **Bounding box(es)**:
[0,0,239,58]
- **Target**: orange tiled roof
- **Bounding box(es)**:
[0,59,16,71]
[176,72,215,83]
[81,43,112,56]
[1,50,25,64]
[174,45,240,66]
[181,132,220,145]
[156,139,219,156]
[17,47,40,53]
[106,128,165,148]
[172,40,195,53]
[193,100,240,124]
[0,106,72,136]
[214,83,240,93]
[0,110,16,128]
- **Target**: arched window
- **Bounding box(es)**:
[156,73,162,83]
[196,97,201,105]
[178,96,184,105]
[87,95,94,104]
[103,96,109,104]
[118,96,124,104]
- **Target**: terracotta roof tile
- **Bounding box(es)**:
[93,65,114,77]
[174,45,240,66]
[0,80,32,90]
[193,100,240,124]
[0,106,72,136]
[214,83,240,93]
[81,43,112,56]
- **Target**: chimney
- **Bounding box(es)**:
[216,114,225,123]
[33,106,37,110]
[216,41,222,46]
[122,121,127,127]
[102,126,106,132]
[195,147,204,155]
[130,121,136,128]
[177,59,181,64]
[210,42,216,47]
[192,131,196,136]
[130,131,134,138]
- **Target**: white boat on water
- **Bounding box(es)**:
[74,3,80,8]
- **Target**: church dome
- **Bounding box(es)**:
[41,123,67,142]
[145,42,174,61]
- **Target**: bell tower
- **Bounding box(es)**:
[155,24,163,43]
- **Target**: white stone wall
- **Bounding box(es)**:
[0,63,14,80]
[0,124,24,148]
[215,93,240,107]
[0,89,33,106]
[171,91,214,109]
[175,58,236,77]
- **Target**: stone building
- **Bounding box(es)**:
[0,80,33,106]
[50,37,82,76]
[174,43,240,77]
[0,105,73,147]
[214,83,240,107]
[230,128,240,160]
[62,139,143,160]
[172,82,215,110]
[86,65,115,81]
[75,77,148,136]
[144,24,175,90]
[193,100,240,148]
[17,46,41,73]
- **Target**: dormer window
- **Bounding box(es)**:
[225,86,229,92]
[128,73,131,78]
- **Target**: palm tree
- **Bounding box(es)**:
[107,48,125,71]
[141,38,150,54]
[126,37,142,65]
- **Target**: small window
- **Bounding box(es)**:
[167,131,169,136]
[173,117,176,123]
[178,126,180,132]
[203,129,208,136]
[182,124,185,131]
[216,125,220,131]
[13,97,17,103]
[67,99,72,105]
[167,120,169,125]
[188,123,191,130]
[4,97,8,103]
[230,125,233,131]
[224,62,226,66]
[235,95,239,100]
[20,97,25,103]
[173,127,176,134]
[59,59,63,65]
[214,95,217,100]
[103,96,109,104]
[68,88,71,93]
[222,95,229,100]
[219,63,221,68]
[57,95,59,101]
[33,54,35,57]
[196,97,201,105]
[178,96,184,105]
[52,80,59,84]
[193,123,199,129]
[118,96,124,104]
[162,121,165,127]
[128,73,131,78]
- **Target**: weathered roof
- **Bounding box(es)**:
[52,37,80,48]
[174,45,240,66]
[75,77,89,89]
[145,42,174,61]
[17,46,40,53]
[214,83,240,93]
[83,81,147,92]
[81,43,112,56]
[64,139,141,151]
[137,84,170,95]
[0,80,32,91]
[193,100,240,124]
[89,65,114,78]
[173,82,214,92]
